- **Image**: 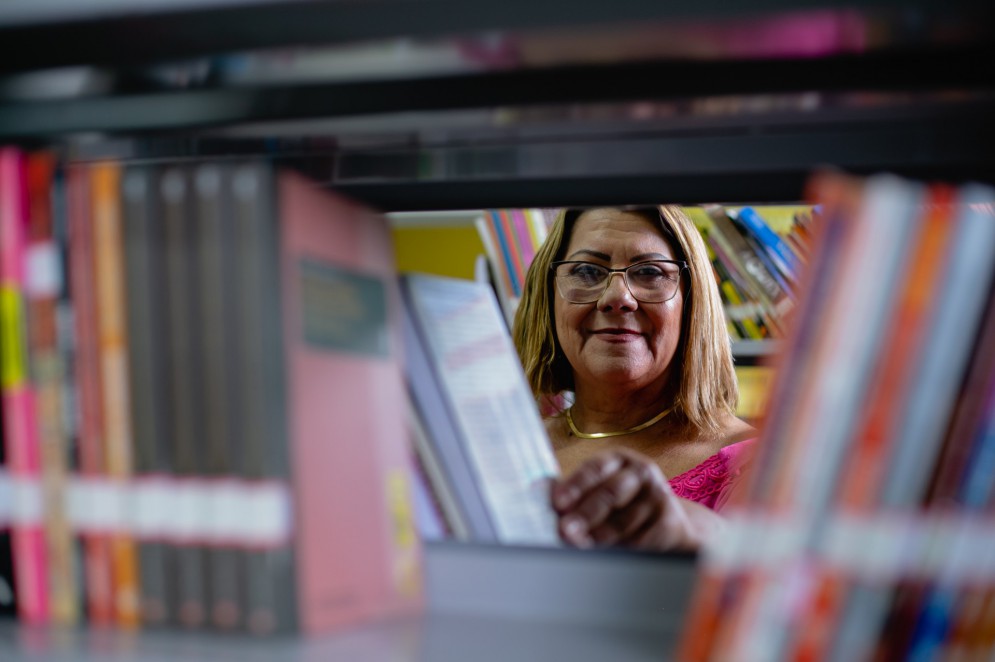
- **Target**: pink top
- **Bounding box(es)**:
[668,438,757,512]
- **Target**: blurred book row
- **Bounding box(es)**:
[678,173,995,661]
[0,150,425,634]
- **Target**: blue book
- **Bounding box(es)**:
[736,207,802,282]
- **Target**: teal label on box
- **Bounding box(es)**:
[299,259,389,358]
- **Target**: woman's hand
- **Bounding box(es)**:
[551,448,715,552]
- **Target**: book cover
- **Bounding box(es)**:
[0,147,50,625]
[401,273,559,547]
[400,284,496,542]
[232,163,423,634]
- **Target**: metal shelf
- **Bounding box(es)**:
[1,0,992,73]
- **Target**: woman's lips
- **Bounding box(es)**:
[591,328,642,341]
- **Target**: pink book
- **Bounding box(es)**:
[0,147,50,624]
[231,164,422,634]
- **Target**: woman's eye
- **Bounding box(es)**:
[571,265,604,279]
[632,266,666,278]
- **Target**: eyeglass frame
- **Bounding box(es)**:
[549,259,690,304]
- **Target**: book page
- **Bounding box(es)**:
[406,275,560,546]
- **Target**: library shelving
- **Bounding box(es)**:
[2,1,994,660]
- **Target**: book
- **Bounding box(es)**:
[159,165,209,629]
[400,273,560,547]
[91,160,142,628]
[66,164,114,626]
[0,147,50,625]
[400,282,497,542]
[25,151,78,626]
[734,206,801,283]
[192,163,243,631]
[121,164,171,627]
[231,163,422,634]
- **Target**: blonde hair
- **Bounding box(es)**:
[512,205,738,433]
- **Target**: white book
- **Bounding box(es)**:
[401,273,560,547]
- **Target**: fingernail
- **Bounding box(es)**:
[563,516,586,540]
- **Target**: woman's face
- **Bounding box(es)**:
[553,209,685,394]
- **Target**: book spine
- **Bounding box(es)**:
[0,147,49,625]
[488,210,522,297]
[509,209,535,273]
[160,166,208,629]
[121,165,171,626]
[736,206,801,281]
[26,152,78,626]
[232,162,298,635]
[67,164,114,626]
[193,163,243,630]
[91,161,141,628]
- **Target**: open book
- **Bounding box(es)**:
[400,273,561,547]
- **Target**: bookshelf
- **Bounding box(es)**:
[2,1,994,659]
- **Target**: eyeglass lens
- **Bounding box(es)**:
[554,261,682,303]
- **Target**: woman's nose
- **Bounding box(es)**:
[597,272,638,310]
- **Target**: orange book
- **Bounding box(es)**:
[91,162,141,628]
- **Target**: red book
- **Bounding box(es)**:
[66,164,114,626]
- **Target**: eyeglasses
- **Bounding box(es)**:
[550,260,688,304]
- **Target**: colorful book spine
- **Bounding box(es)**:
[26,152,78,626]
[67,164,114,626]
[736,206,801,282]
[0,147,50,625]
[91,161,142,628]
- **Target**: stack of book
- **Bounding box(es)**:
[0,149,422,634]
[677,173,995,661]
[690,205,814,342]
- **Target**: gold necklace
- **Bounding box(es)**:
[565,405,676,439]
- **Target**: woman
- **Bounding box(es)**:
[513,206,756,551]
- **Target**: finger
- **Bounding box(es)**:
[562,465,644,533]
[588,486,661,547]
[551,452,626,512]
[622,488,692,551]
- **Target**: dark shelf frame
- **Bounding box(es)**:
[2,0,993,74]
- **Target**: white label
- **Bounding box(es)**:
[132,477,172,539]
[171,480,202,543]
[26,242,62,298]
[245,482,293,547]
[210,480,244,544]
[88,479,126,532]
[10,476,43,526]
